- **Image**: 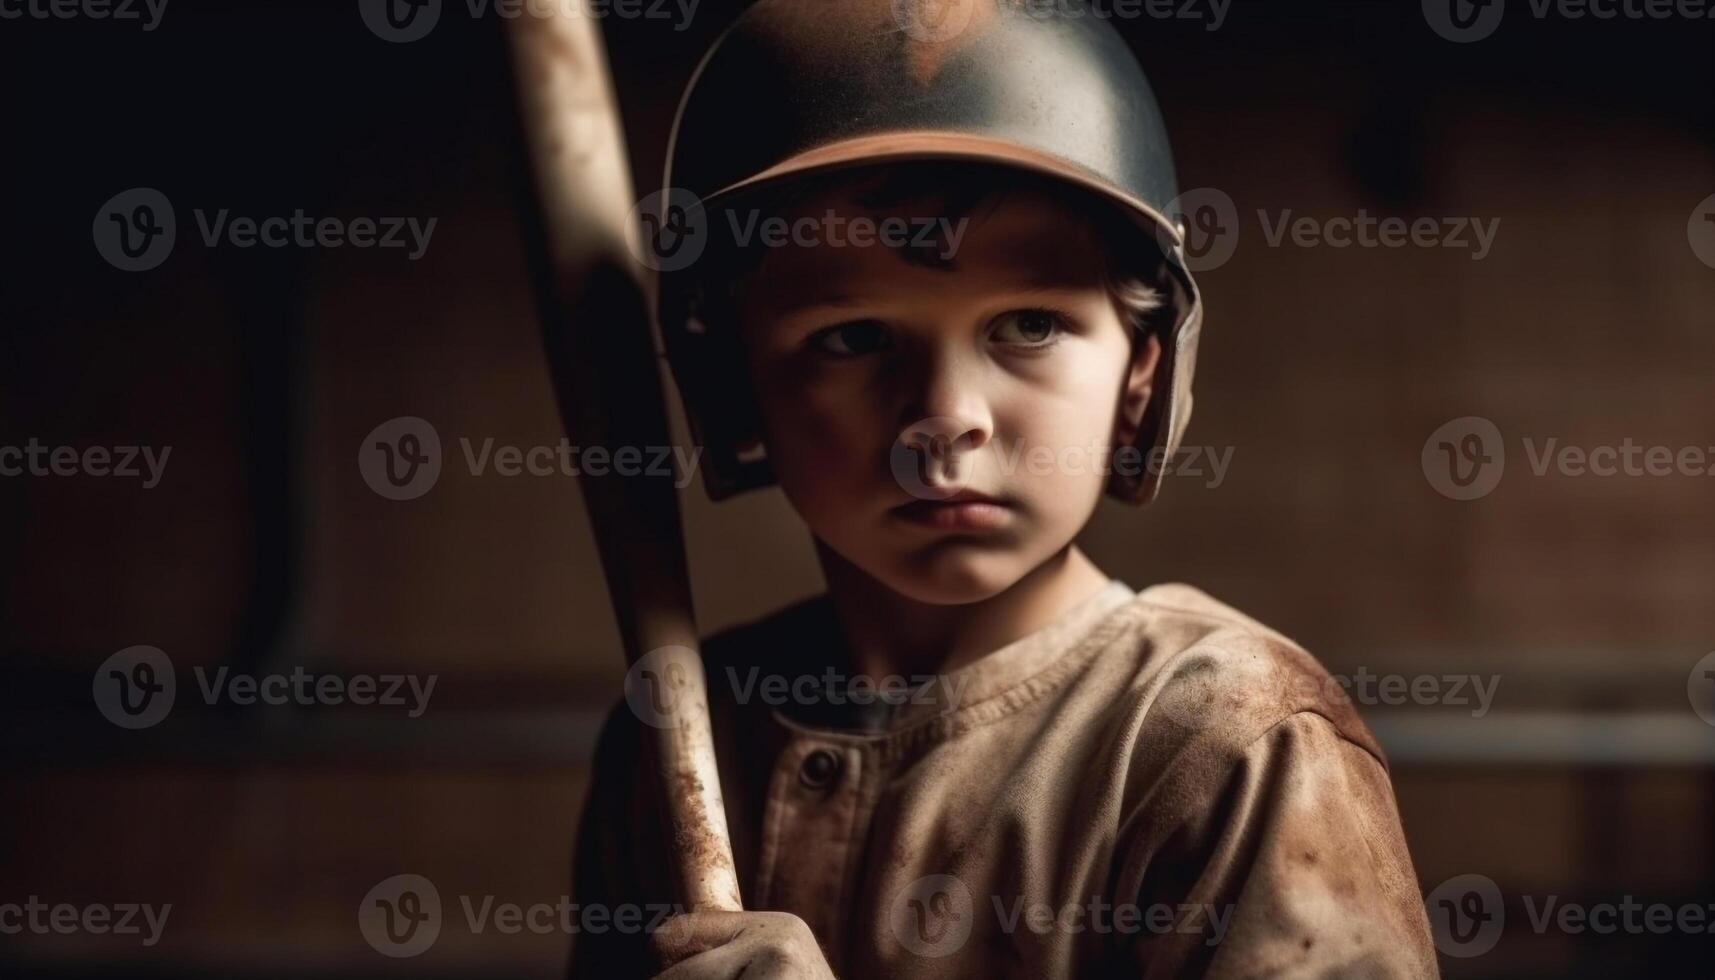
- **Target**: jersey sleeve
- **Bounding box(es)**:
[1122,711,1439,979]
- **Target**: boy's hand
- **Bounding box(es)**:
[650,910,838,980]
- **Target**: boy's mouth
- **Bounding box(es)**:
[889,489,1014,531]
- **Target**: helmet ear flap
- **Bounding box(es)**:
[1105,259,1202,506]
[662,287,775,502]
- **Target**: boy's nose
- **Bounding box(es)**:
[898,346,994,453]
[890,348,995,498]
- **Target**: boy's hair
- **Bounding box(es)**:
[677,160,1178,457]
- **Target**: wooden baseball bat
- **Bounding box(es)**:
[503,4,743,913]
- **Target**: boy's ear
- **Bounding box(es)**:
[1115,331,1163,446]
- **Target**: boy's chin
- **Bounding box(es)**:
[874,550,1032,606]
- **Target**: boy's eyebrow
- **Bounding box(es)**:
[762,293,869,321]
[760,275,1104,321]
[1010,276,1099,294]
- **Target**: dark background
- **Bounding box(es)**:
[3,0,1713,976]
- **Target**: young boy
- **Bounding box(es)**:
[571,1,1437,976]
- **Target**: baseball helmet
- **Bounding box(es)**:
[653,0,1204,505]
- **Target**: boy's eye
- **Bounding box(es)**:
[989,308,1067,347]
[809,320,891,357]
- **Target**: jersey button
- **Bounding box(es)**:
[799,748,841,789]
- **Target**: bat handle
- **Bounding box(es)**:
[647,644,745,911]
[501,3,744,915]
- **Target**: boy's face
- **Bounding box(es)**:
[735,180,1161,605]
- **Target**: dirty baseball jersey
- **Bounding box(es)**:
[568,581,1438,978]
